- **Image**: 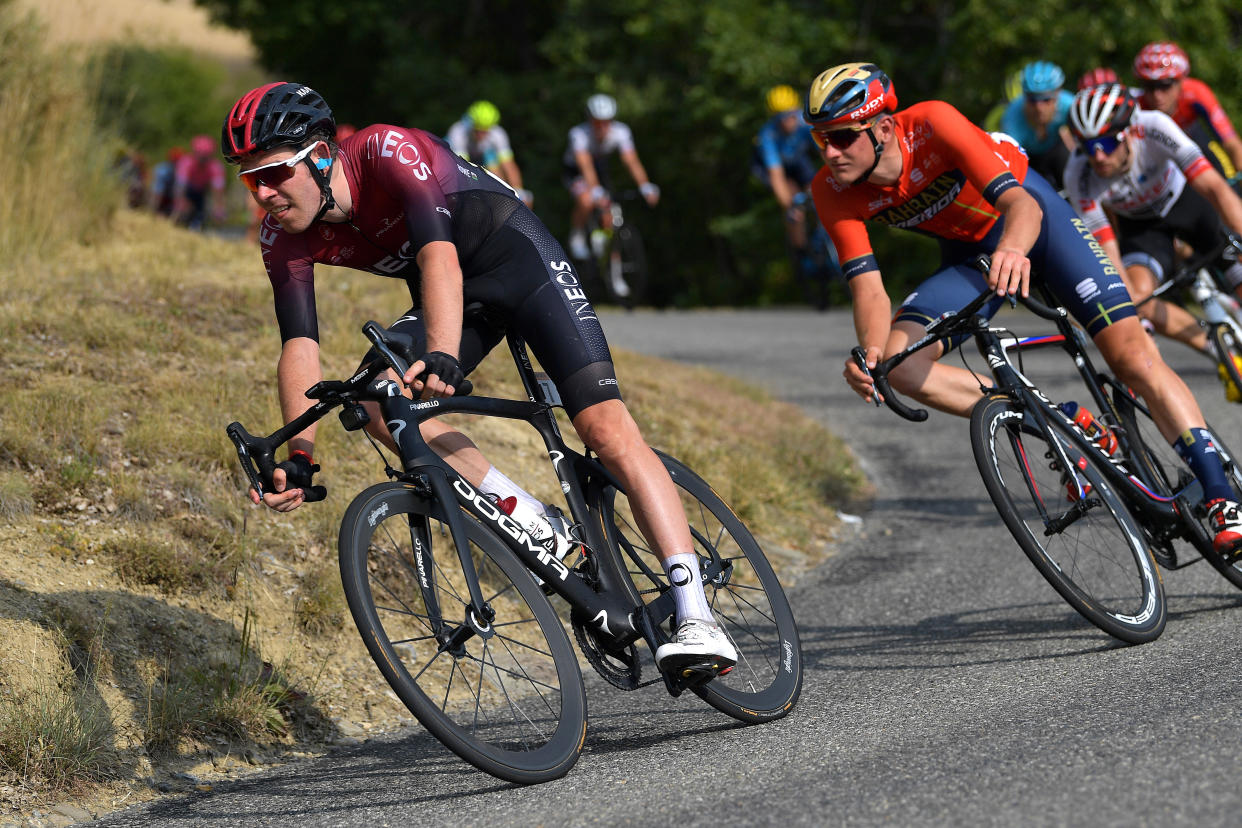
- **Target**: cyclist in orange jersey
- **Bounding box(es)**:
[808,62,1242,555]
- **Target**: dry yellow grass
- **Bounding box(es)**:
[15,0,255,66]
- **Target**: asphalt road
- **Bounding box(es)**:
[96,305,1242,827]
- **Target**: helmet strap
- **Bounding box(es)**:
[305,155,338,223]
[858,126,884,184]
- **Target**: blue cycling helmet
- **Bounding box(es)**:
[1021,61,1065,96]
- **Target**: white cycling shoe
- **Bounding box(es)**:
[655,618,737,675]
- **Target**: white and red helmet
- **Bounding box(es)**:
[1134,42,1190,82]
[1069,84,1137,141]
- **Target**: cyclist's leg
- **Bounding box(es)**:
[883,262,1005,416]
[489,220,733,657]
[1118,251,1210,353]
[1029,170,1242,544]
[355,305,503,487]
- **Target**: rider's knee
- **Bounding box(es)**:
[573,400,644,462]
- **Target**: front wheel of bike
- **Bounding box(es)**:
[338,482,587,784]
[1209,323,1242,403]
[969,394,1165,644]
[591,452,802,722]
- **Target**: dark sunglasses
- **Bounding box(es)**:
[812,128,865,151]
[1142,78,1178,92]
[1083,132,1124,156]
[1025,93,1057,104]
[237,142,320,193]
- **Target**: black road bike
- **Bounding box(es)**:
[573,188,648,308]
[864,258,1242,644]
[227,324,802,783]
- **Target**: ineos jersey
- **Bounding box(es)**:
[1063,109,1212,243]
[260,124,521,342]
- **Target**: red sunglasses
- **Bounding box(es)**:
[237,142,320,193]
[812,128,866,151]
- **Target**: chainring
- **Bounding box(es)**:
[571,613,641,691]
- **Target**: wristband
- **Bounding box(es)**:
[590,185,606,201]
[290,449,314,465]
[639,181,659,197]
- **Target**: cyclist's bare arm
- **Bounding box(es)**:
[403,240,464,399]
[1225,135,1242,175]
[251,336,322,510]
[844,270,892,399]
[498,157,524,192]
[767,164,798,211]
[1189,166,1242,236]
[988,186,1041,296]
[574,149,603,195]
[620,148,658,204]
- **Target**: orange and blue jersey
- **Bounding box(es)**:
[812,99,1135,339]
[811,101,1029,280]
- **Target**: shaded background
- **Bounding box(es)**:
[100,0,1242,305]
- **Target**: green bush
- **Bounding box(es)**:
[90,44,236,157]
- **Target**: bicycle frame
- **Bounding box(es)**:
[228,326,700,660]
[968,312,1203,539]
[871,284,1206,550]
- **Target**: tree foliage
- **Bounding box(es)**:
[194,0,1242,305]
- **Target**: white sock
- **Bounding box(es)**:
[663,552,713,624]
[481,466,543,515]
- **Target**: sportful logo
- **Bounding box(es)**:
[1075,278,1100,301]
[452,478,570,582]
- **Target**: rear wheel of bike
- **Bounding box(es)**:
[970,394,1165,643]
[592,452,802,722]
[338,482,587,784]
[1209,323,1242,403]
[1111,389,1242,590]
[605,224,647,308]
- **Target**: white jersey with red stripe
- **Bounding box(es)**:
[1064,109,1212,240]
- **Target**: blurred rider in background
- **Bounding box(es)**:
[174,134,226,230]
[999,60,1075,189]
[446,100,532,206]
[1134,41,1242,183]
[753,85,823,258]
[564,93,659,262]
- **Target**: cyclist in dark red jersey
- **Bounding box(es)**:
[1134,41,1242,181]
[221,82,736,670]
[807,62,1242,555]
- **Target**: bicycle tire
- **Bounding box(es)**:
[1209,323,1242,404]
[969,394,1166,643]
[591,451,802,722]
[338,482,587,784]
[1111,388,1242,590]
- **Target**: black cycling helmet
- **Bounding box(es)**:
[221,82,335,163]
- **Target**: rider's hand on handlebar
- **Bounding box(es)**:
[249,464,310,513]
[639,181,660,206]
[988,247,1031,297]
[843,345,884,404]
[403,350,465,399]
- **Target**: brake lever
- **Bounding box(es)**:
[850,346,882,407]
